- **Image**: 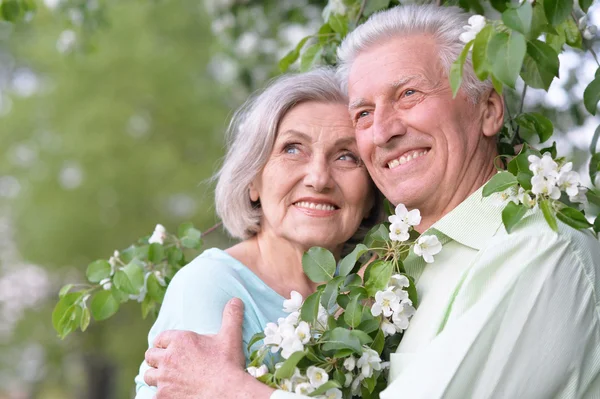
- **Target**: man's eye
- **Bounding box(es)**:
[357,111,370,119]
[404,89,416,97]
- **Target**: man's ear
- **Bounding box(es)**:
[481,88,504,138]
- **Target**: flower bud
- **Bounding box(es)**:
[579,15,588,30]
[583,25,597,40]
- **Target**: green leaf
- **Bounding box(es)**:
[167,247,184,265]
[278,36,311,72]
[530,1,551,39]
[300,290,322,324]
[90,290,120,321]
[584,76,600,115]
[502,2,532,35]
[543,0,572,25]
[489,30,527,89]
[589,153,600,184]
[302,247,336,283]
[515,112,554,143]
[274,351,306,379]
[146,273,166,303]
[80,308,91,332]
[1,1,21,22]
[317,23,333,44]
[580,0,593,12]
[344,294,363,328]
[358,317,380,334]
[545,29,566,53]
[148,243,164,263]
[364,260,393,297]
[521,40,559,90]
[52,292,83,336]
[491,74,504,94]
[338,244,368,277]
[405,274,419,308]
[363,224,389,250]
[502,202,529,233]
[450,41,474,98]
[321,327,363,354]
[540,199,558,232]
[300,43,323,72]
[482,171,518,197]
[328,14,348,36]
[320,276,344,313]
[557,206,593,229]
[490,0,508,12]
[247,332,266,352]
[472,25,495,81]
[590,124,600,154]
[507,152,530,175]
[562,19,582,48]
[309,381,342,397]
[371,329,385,354]
[350,330,373,346]
[594,215,600,234]
[363,0,391,16]
[341,273,363,290]
[59,284,73,298]
[86,260,112,283]
[540,141,557,159]
[586,189,600,207]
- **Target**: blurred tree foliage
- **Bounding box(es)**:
[0,0,234,397]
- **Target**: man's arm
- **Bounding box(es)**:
[381,230,600,399]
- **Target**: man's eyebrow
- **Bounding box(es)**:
[348,75,428,110]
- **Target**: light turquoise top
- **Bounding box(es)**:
[273,185,600,399]
[135,248,288,399]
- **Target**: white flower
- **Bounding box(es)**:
[295,321,311,344]
[459,15,486,43]
[491,186,519,207]
[263,322,283,351]
[414,235,442,263]
[99,278,112,291]
[307,366,329,388]
[324,388,343,399]
[356,347,382,378]
[148,224,167,244]
[557,163,581,197]
[371,290,402,317]
[579,15,588,30]
[351,374,364,395]
[531,175,561,200]
[284,311,300,326]
[584,25,597,40]
[388,204,421,226]
[381,318,397,337]
[344,372,353,387]
[569,186,588,208]
[528,153,559,180]
[291,368,307,385]
[392,301,416,331]
[317,303,329,329]
[295,382,315,395]
[280,379,293,391]
[283,291,303,313]
[518,187,537,209]
[388,274,410,296]
[247,365,268,378]
[343,356,356,371]
[389,222,410,242]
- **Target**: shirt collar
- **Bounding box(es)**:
[427,183,504,250]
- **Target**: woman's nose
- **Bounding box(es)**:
[303,157,333,192]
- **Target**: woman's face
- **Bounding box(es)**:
[250,101,374,255]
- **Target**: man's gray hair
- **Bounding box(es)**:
[215,68,381,240]
[336,4,492,102]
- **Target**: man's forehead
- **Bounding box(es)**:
[348,74,429,109]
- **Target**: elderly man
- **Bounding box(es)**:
[144,5,600,398]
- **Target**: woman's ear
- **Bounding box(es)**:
[481,88,504,138]
[249,183,260,202]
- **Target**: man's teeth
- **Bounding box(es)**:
[295,202,336,211]
[387,150,428,169]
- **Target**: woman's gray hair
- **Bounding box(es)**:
[336,4,492,102]
[215,68,382,240]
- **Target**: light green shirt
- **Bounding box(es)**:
[272,186,600,399]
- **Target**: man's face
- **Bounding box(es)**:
[347,35,495,216]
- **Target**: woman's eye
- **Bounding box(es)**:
[284,144,300,154]
[338,152,359,163]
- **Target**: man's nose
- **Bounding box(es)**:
[372,105,407,147]
[303,156,333,192]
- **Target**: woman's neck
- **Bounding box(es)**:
[226,234,320,300]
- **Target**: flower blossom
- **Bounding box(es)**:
[343,356,356,371]
[389,222,410,242]
[557,163,581,197]
[148,224,167,245]
[531,175,561,200]
[528,153,559,180]
[323,388,343,399]
[491,186,519,207]
[283,291,303,313]
[371,289,402,317]
[459,15,486,43]
[356,347,383,378]
[247,365,268,378]
[392,301,416,331]
[389,204,421,227]
[295,382,315,395]
[414,235,442,263]
[306,366,329,388]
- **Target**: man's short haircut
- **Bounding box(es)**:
[336,4,492,102]
[215,68,382,240]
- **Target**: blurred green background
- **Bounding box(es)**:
[0,0,599,398]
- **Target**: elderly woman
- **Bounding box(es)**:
[134,68,381,397]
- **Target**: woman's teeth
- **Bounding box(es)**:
[294,202,336,211]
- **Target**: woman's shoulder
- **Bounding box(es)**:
[170,247,248,285]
